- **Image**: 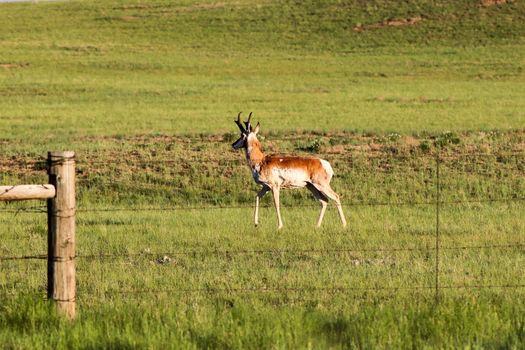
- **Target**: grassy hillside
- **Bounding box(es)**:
[1,1,525,348]
[0,0,524,145]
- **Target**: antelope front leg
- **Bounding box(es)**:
[254,186,270,227]
[271,186,283,230]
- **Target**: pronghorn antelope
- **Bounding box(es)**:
[232,112,347,229]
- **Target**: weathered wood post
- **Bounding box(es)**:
[47,151,76,319]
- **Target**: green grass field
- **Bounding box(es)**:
[1,0,525,348]
[1,0,524,146]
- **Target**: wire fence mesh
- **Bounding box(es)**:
[1,152,524,299]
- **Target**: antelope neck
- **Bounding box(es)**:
[245,135,265,170]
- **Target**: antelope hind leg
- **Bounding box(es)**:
[318,185,347,227]
[306,183,329,227]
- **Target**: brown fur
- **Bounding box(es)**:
[247,137,327,180]
[260,155,329,183]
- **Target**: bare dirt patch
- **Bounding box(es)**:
[0,63,28,69]
[121,16,140,21]
[117,4,151,10]
[368,143,383,152]
[400,136,421,150]
[481,0,513,6]
[59,45,102,53]
[324,145,345,155]
[354,16,422,32]
[373,96,451,104]
[169,1,237,13]
[190,2,229,11]
[175,1,269,13]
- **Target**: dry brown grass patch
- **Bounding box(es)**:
[121,16,140,21]
[481,0,513,6]
[324,145,346,155]
[401,136,420,148]
[0,63,28,69]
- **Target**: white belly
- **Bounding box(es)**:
[272,167,309,188]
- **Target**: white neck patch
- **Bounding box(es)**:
[246,133,258,153]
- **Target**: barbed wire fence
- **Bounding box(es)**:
[1,151,524,302]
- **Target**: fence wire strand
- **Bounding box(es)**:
[73,243,525,261]
[71,151,525,166]
[1,152,525,301]
[90,283,525,297]
[71,197,525,214]
[0,254,47,261]
[1,197,524,215]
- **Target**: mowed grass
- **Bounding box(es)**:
[1,0,525,348]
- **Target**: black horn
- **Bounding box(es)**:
[244,112,253,131]
[234,112,246,133]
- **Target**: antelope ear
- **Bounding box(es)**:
[253,122,260,135]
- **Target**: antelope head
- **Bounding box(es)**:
[232,112,260,150]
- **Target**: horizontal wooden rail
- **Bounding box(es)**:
[1,151,75,320]
[0,184,56,201]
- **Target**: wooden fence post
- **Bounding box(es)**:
[47,151,76,319]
